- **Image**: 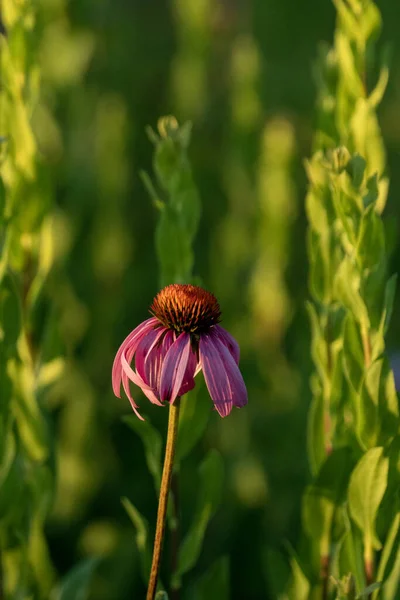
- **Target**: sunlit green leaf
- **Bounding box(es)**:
[348,447,389,552]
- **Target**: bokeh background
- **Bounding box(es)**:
[35,0,400,598]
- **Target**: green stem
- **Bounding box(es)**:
[146,400,181,600]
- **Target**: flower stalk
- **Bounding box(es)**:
[146,400,181,600]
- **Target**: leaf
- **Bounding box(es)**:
[155,205,193,285]
[176,387,209,462]
[363,174,379,210]
[286,548,311,600]
[338,514,367,593]
[369,65,389,108]
[373,510,400,600]
[348,447,389,551]
[0,176,5,218]
[172,450,224,585]
[346,154,366,189]
[381,274,397,336]
[342,313,364,389]
[334,257,369,327]
[381,544,400,600]
[56,557,100,600]
[263,547,291,597]
[306,386,326,476]
[356,205,385,269]
[335,31,364,98]
[123,415,162,491]
[303,447,354,574]
[184,556,230,600]
[357,581,381,598]
[0,272,22,349]
[121,496,151,583]
[361,1,382,42]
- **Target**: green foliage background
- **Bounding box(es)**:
[2,0,400,598]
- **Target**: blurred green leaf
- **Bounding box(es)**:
[307,387,326,476]
[123,415,162,491]
[335,31,364,98]
[0,272,22,348]
[346,154,366,189]
[14,379,49,462]
[363,174,379,210]
[172,450,224,585]
[0,175,5,218]
[339,514,367,593]
[156,205,192,285]
[380,274,397,335]
[381,544,400,600]
[286,547,311,600]
[369,66,389,108]
[121,496,151,583]
[176,388,209,462]
[342,313,364,393]
[357,581,381,598]
[373,509,400,599]
[356,205,385,269]
[361,1,382,41]
[55,557,100,600]
[348,447,388,552]
[184,556,230,600]
[334,258,369,326]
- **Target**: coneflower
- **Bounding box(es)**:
[112,283,247,418]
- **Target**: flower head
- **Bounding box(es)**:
[112,284,247,419]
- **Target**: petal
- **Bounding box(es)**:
[112,317,158,397]
[141,330,175,394]
[178,346,198,396]
[199,333,234,417]
[121,371,145,421]
[214,333,247,408]
[124,343,163,406]
[214,325,240,365]
[160,332,192,403]
[135,326,166,385]
[121,342,156,393]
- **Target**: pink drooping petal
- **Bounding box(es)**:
[121,371,145,421]
[121,345,155,393]
[199,333,234,417]
[214,325,240,365]
[124,342,163,406]
[112,317,158,397]
[160,332,192,403]
[143,330,175,394]
[214,334,247,408]
[178,345,198,396]
[135,326,166,385]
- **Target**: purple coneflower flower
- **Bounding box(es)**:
[112,284,247,419]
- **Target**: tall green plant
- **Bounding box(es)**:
[0,2,56,597]
[0,3,99,599]
[280,1,400,598]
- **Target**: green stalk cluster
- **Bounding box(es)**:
[0,3,56,597]
[284,1,400,598]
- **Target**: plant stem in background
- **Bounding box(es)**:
[146,400,181,600]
